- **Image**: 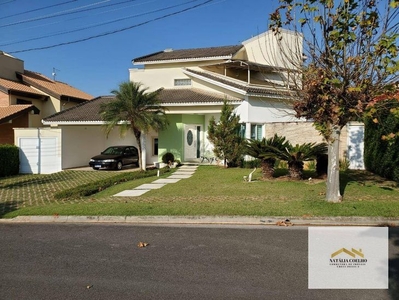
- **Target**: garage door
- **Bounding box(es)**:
[19,138,39,174]
[347,124,365,170]
[19,137,61,174]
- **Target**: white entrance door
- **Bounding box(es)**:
[347,124,365,170]
[184,125,201,161]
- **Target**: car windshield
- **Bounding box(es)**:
[102,147,123,155]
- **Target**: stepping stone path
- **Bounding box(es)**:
[113,165,198,197]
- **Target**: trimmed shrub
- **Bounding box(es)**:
[162,152,175,164]
[0,144,19,177]
[54,168,166,199]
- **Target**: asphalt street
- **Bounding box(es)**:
[0,223,398,300]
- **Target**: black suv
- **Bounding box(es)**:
[89,146,139,170]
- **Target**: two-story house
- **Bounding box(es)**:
[0,51,93,145]
[40,29,364,173]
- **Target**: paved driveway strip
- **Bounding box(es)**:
[113,165,197,197]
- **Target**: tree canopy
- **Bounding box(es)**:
[269,0,399,201]
[100,81,168,170]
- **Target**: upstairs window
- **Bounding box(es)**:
[174,79,191,86]
[17,99,32,104]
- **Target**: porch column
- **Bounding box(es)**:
[245,122,251,139]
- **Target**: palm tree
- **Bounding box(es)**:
[100,81,168,170]
[246,134,289,179]
[277,142,328,180]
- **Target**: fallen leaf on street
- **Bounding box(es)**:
[138,242,149,248]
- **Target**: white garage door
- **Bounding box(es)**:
[19,137,61,174]
[19,138,39,174]
[347,124,365,170]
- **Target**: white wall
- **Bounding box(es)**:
[235,97,298,123]
[61,125,158,169]
[242,29,303,70]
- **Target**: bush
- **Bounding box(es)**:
[54,169,165,199]
[364,100,399,182]
[0,144,19,177]
[162,152,175,164]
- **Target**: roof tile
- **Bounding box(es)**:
[0,77,45,96]
[133,45,243,63]
[43,89,241,123]
[0,105,38,124]
[21,70,93,101]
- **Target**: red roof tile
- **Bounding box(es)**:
[0,105,39,124]
[0,77,45,96]
[21,70,93,101]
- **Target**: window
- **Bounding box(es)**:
[153,138,158,156]
[239,124,246,138]
[174,79,191,86]
[251,124,263,140]
[17,99,32,104]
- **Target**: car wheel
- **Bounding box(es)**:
[116,161,123,170]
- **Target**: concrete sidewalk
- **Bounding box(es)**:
[1,215,398,226]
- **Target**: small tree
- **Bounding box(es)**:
[208,101,245,167]
[100,82,168,170]
[276,142,328,180]
[269,0,399,201]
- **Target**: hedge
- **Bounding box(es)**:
[364,101,399,182]
[0,144,19,177]
[54,168,170,199]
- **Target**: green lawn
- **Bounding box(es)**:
[1,166,399,218]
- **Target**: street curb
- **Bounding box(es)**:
[1,215,399,226]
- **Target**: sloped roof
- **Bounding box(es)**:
[43,89,241,123]
[184,68,295,97]
[0,105,39,124]
[133,45,243,63]
[20,70,93,101]
[0,77,45,97]
[43,95,113,123]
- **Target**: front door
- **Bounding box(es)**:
[184,125,201,161]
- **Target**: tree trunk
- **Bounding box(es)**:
[141,134,146,171]
[288,161,303,180]
[134,129,142,170]
[326,126,342,202]
[261,159,275,179]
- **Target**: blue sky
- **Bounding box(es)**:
[0,0,280,97]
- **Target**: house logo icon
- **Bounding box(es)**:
[331,248,364,258]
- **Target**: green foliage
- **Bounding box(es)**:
[364,100,399,182]
[245,134,289,178]
[0,144,19,177]
[208,101,245,167]
[54,169,162,199]
[275,142,328,179]
[270,0,399,140]
[162,152,175,164]
[100,81,169,170]
[339,157,350,172]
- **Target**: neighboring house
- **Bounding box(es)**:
[1,51,93,145]
[0,51,93,173]
[32,29,363,174]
